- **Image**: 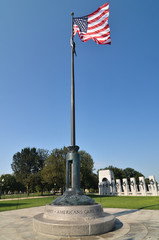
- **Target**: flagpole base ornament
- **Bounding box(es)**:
[52,187,95,206]
[52,145,95,206]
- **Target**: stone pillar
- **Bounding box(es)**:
[98,183,102,195]
[139,176,147,196]
[157,184,159,196]
[111,180,117,195]
[105,181,111,195]
[149,176,158,196]
[122,178,130,195]
[116,179,122,195]
[99,181,111,195]
[130,177,138,195]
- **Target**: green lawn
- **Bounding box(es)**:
[91,195,159,210]
[0,195,159,212]
[0,196,57,212]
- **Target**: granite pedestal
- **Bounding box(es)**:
[33,146,115,236]
[33,204,115,236]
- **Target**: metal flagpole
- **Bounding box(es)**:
[51,11,96,206]
[71,12,75,146]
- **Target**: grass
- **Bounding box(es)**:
[0,196,57,212]
[90,195,159,210]
[0,195,159,212]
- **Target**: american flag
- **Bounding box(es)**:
[73,3,111,45]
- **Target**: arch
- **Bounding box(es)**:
[102,177,107,182]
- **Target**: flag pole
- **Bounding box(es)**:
[71,12,75,146]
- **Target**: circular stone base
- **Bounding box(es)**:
[33,204,115,236]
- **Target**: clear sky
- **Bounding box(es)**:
[0,0,159,182]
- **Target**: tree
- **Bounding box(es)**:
[41,147,67,194]
[0,174,16,194]
[88,173,98,191]
[79,151,96,191]
[123,168,143,180]
[32,149,49,195]
[11,147,48,196]
[0,174,25,194]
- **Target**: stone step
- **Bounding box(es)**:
[115,222,148,240]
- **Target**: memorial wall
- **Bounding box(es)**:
[98,170,159,196]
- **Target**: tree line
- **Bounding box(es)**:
[0,147,145,196]
[4,147,98,196]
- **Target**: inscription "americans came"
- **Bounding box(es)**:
[47,208,102,215]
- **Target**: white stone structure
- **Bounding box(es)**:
[148,176,158,196]
[138,176,147,196]
[116,179,122,195]
[130,177,138,195]
[122,178,130,195]
[98,170,159,196]
[98,170,116,195]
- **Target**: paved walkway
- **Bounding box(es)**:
[0,206,159,240]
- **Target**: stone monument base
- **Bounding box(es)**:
[33,204,115,236]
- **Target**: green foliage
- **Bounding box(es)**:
[0,174,25,194]
[32,149,49,195]
[41,147,67,193]
[11,148,48,195]
[79,151,98,190]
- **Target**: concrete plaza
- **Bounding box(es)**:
[0,206,159,240]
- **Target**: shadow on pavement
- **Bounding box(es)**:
[114,209,141,217]
[114,204,159,217]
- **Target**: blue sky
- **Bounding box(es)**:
[0,0,159,182]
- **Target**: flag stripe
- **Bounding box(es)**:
[74,24,110,36]
[88,14,109,28]
[81,37,111,45]
[78,33,110,42]
[81,32,110,41]
[74,27,111,42]
[74,25,110,38]
[87,27,110,36]
[88,21,110,33]
[88,3,109,21]
[73,3,111,45]
[88,10,109,24]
